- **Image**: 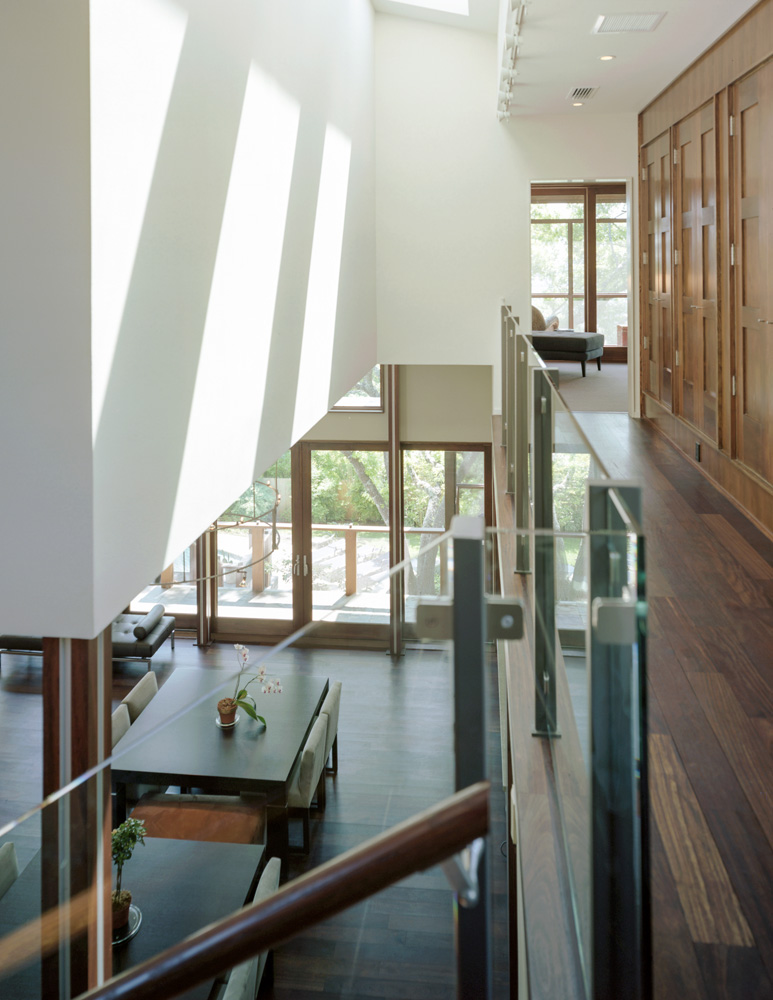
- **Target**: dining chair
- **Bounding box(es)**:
[319,680,341,775]
[130,792,266,847]
[220,857,281,999]
[287,713,328,855]
[120,671,158,723]
[0,842,19,901]
[111,704,131,749]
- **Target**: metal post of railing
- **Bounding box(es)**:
[451,515,492,1000]
[505,315,517,495]
[588,482,645,1000]
[532,369,557,736]
[514,335,530,572]
[500,304,509,449]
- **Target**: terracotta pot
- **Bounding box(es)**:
[112,890,132,931]
[217,698,237,725]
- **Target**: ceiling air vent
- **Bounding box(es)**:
[593,12,666,33]
[567,86,599,102]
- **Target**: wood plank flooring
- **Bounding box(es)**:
[575,413,773,1000]
[0,640,508,999]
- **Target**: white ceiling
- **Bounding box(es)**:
[372,0,761,115]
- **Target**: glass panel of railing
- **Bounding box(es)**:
[0,549,481,999]
[551,388,608,636]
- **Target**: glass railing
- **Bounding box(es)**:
[0,551,491,1000]
[494,314,649,1000]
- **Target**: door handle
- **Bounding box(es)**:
[293,555,300,576]
[303,555,309,577]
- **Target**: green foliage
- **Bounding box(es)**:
[112,818,146,892]
[552,453,591,532]
[310,450,389,526]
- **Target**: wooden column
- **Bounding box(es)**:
[344,527,357,597]
[42,630,112,998]
[250,526,266,595]
[387,365,404,657]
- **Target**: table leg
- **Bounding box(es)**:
[266,803,289,880]
[115,783,127,824]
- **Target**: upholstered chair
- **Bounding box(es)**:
[221,857,282,999]
[319,681,341,775]
[287,714,328,854]
[120,671,158,723]
[0,842,20,901]
[111,704,131,749]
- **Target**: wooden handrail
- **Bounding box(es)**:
[77,781,490,1000]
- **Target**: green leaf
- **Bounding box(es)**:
[257,715,266,726]
[238,701,259,721]
[236,688,248,700]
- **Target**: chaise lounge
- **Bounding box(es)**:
[529,305,605,377]
[0,604,175,672]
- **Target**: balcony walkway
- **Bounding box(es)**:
[575,412,773,1000]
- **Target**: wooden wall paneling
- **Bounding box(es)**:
[640,0,773,145]
[642,131,674,408]
[643,394,773,539]
[732,60,773,488]
[675,101,719,442]
[717,87,733,455]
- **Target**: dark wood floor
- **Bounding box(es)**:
[0,639,508,999]
[576,413,773,1000]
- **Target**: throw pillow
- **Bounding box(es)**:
[531,305,546,331]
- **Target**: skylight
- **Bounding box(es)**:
[390,0,469,15]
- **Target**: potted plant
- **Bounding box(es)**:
[217,644,282,727]
[111,817,146,931]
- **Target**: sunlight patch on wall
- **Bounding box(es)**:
[169,63,300,551]
[90,0,188,440]
[292,124,353,442]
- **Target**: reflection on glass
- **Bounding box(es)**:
[310,449,390,623]
[216,459,290,621]
[130,543,197,616]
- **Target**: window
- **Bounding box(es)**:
[330,365,383,410]
[531,184,629,354]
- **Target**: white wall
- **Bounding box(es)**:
[0,1,95,637]
[374,14,638,407]
[0,0,376,637]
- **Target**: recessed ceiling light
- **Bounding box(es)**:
[600,55,616,61]
[573,102,584,107]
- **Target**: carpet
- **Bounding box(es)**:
[549,361,629,412]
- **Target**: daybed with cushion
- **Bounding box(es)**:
[529,305,604,377]
[112,604,175,670]
[0,604,175,672]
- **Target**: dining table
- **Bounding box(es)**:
[112,667,329,867]
[0,837,264,1000]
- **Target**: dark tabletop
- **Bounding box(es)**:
[112,669,329,798]
[0,837,264,1000]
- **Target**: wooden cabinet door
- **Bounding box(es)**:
[733,61,773,486]
[642,131,674,407]
[675,102,719,441]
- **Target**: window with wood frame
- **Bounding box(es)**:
[531,183,630,358]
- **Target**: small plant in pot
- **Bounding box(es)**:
[111,817,146,931]
[217,644,282,728]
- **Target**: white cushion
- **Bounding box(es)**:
[111,704,131,748]
[0,842,19,901]
[222,857,281,1000]
[320,681,341,764]
[120,671,158,723]
[288,715,327,808]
